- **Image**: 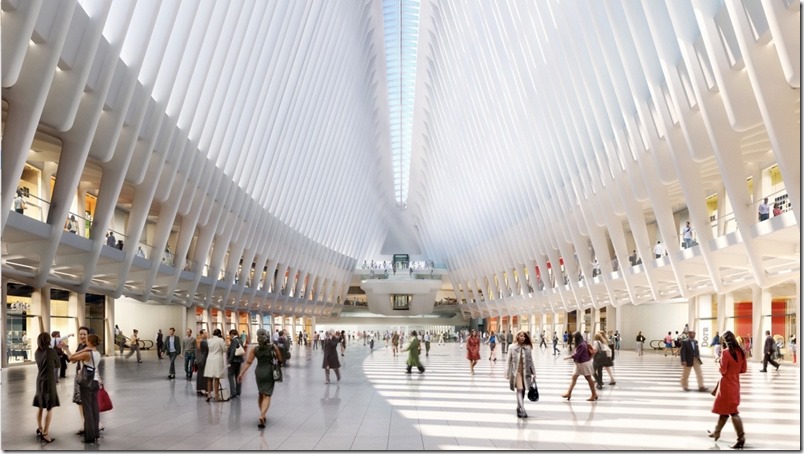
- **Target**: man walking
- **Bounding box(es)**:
[183,328,196,380]
[760,330,780,372]
[163,327,181,379]
[155,329,164,359]
[124,329,142,363]
[500,330,508,355]
[679,330,708,392]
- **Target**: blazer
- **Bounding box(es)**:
[679,338,702,366]
[764,336,775,355]
[162,335,181,354]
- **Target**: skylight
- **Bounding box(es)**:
[383,0,420,208]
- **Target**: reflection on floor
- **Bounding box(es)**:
[1,340,799,450]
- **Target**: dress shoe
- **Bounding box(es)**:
[698,387,709,392]
[759,369,767,372]
[775,365,780,371]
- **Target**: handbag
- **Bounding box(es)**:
[711,380,720,397]
[77,351,96,386]
[98,385,113,412]
[234,344,245,357]
[271,345,283,382]
[527,381,539,402]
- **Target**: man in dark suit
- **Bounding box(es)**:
[760,330,780,372]
[162,327,181,379]
[679,330,708,392]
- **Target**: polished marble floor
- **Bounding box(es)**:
[1,340,799,450]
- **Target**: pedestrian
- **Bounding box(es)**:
[238,328,283,429]
[204,329,227,401]
[339,329,347,357]
[552,332,560,355]
[663,331,674,356]
[163,327,181,379]
[183,329,196,380]
[155,329,164,360]
[708,331,747,449]
[124,329,142,362]
[423,331,431,357]
[614,330,621,351]
[789,335,797,364]
[13,189,26,214]
[759,330,780,372]
[566,331,573,352]
[106,231,116,248]
[758,197,770,221]
[68,333,102,445]
[403,330,425,374]
[391,331,400,357]
[539,332,547,349]
[682,221,694,249]
[322,330,341,383]
[772,203,782,217]
[466,329,481,375]
[196,330,209,397]
[33,332,59,443]
[227,329,244,398]
[711,331,721,363]
[506,330,535,418]
[488,330,498,362]
[561,331,598,402]
[680,330,708,392]
[71,327,90,434]
[636,331,645,356]
[592,332,616,389]
[654,240,666,258]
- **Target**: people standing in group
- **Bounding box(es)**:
[403,331,425,374]
[204,329,227,402]
[488,331,498,362]
[466,329,481,375]
[506,330,535,418]
[227,329,244,399]
[391,331,400,357]
[124,329,142,363]
[423,331,431,357]
[322,330,342,383]
[679,330,708,392]
[562,331,598,402]
[162,328,181,379]
[68,334,102,445]
[592,332,616,389]
[155,329,164,360]
[708,331,747,449]
[758,197,770,221]
[552,332,560,356]
[760,330,781,372]
[711,331,721,363]
[636,331,646,356]
[195,330,209,397]
[33,332,59,444]
[238,329,283,429]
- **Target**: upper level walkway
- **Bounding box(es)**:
[2,339,798,450]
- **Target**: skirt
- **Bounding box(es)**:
[574,359,594,376]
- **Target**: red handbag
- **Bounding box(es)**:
[98,385,113,412]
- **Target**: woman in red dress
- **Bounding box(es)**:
[708,330,747,449]
[466,330,481,375]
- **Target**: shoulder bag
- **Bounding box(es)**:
[77,350,96,386]
[234,340,245,357]
[271,345,283,382]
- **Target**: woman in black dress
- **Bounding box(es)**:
[238,329,282,428]
[196,330,209,397]
[33,332,59,443]
[322,330,342,383]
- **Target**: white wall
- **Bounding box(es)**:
[618,302,689,351]
[114,297,186,343]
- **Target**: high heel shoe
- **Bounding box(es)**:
[707,430,720,442]
[586,395,599,401]
[258,417,266,429]
[731,436,745,449]
[40,433,54,443]
[561,393,571,400]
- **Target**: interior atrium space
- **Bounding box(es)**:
[1,0,800,451]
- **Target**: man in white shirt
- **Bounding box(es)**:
[653,241,665,258]
[682,222,694,249]
[758,197,770,221]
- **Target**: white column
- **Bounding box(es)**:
[723,293,735,333]
[688,297,698,332]
[716,294,726,334]
[104,295,115,356]
[32,286,52,334]
[1,279,8,368]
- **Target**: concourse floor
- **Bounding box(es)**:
[1,340,799,451]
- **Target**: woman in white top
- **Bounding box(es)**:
[204,329,227,401]
[69,334,102,444]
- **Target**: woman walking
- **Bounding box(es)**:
[708,331,747,449]
[195,330,209,397]
[562,331,598,401]
[506,330,535,418]
[592,332,616,389]
[403,330,425,374]
[466,330,481,375]
[711,331,721,363]
[488,331,498,362]
[33,332,59,443]
[322,330,342,383]
[68,334,102,444]
[205,329,227,401]
[238,329,283,429]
